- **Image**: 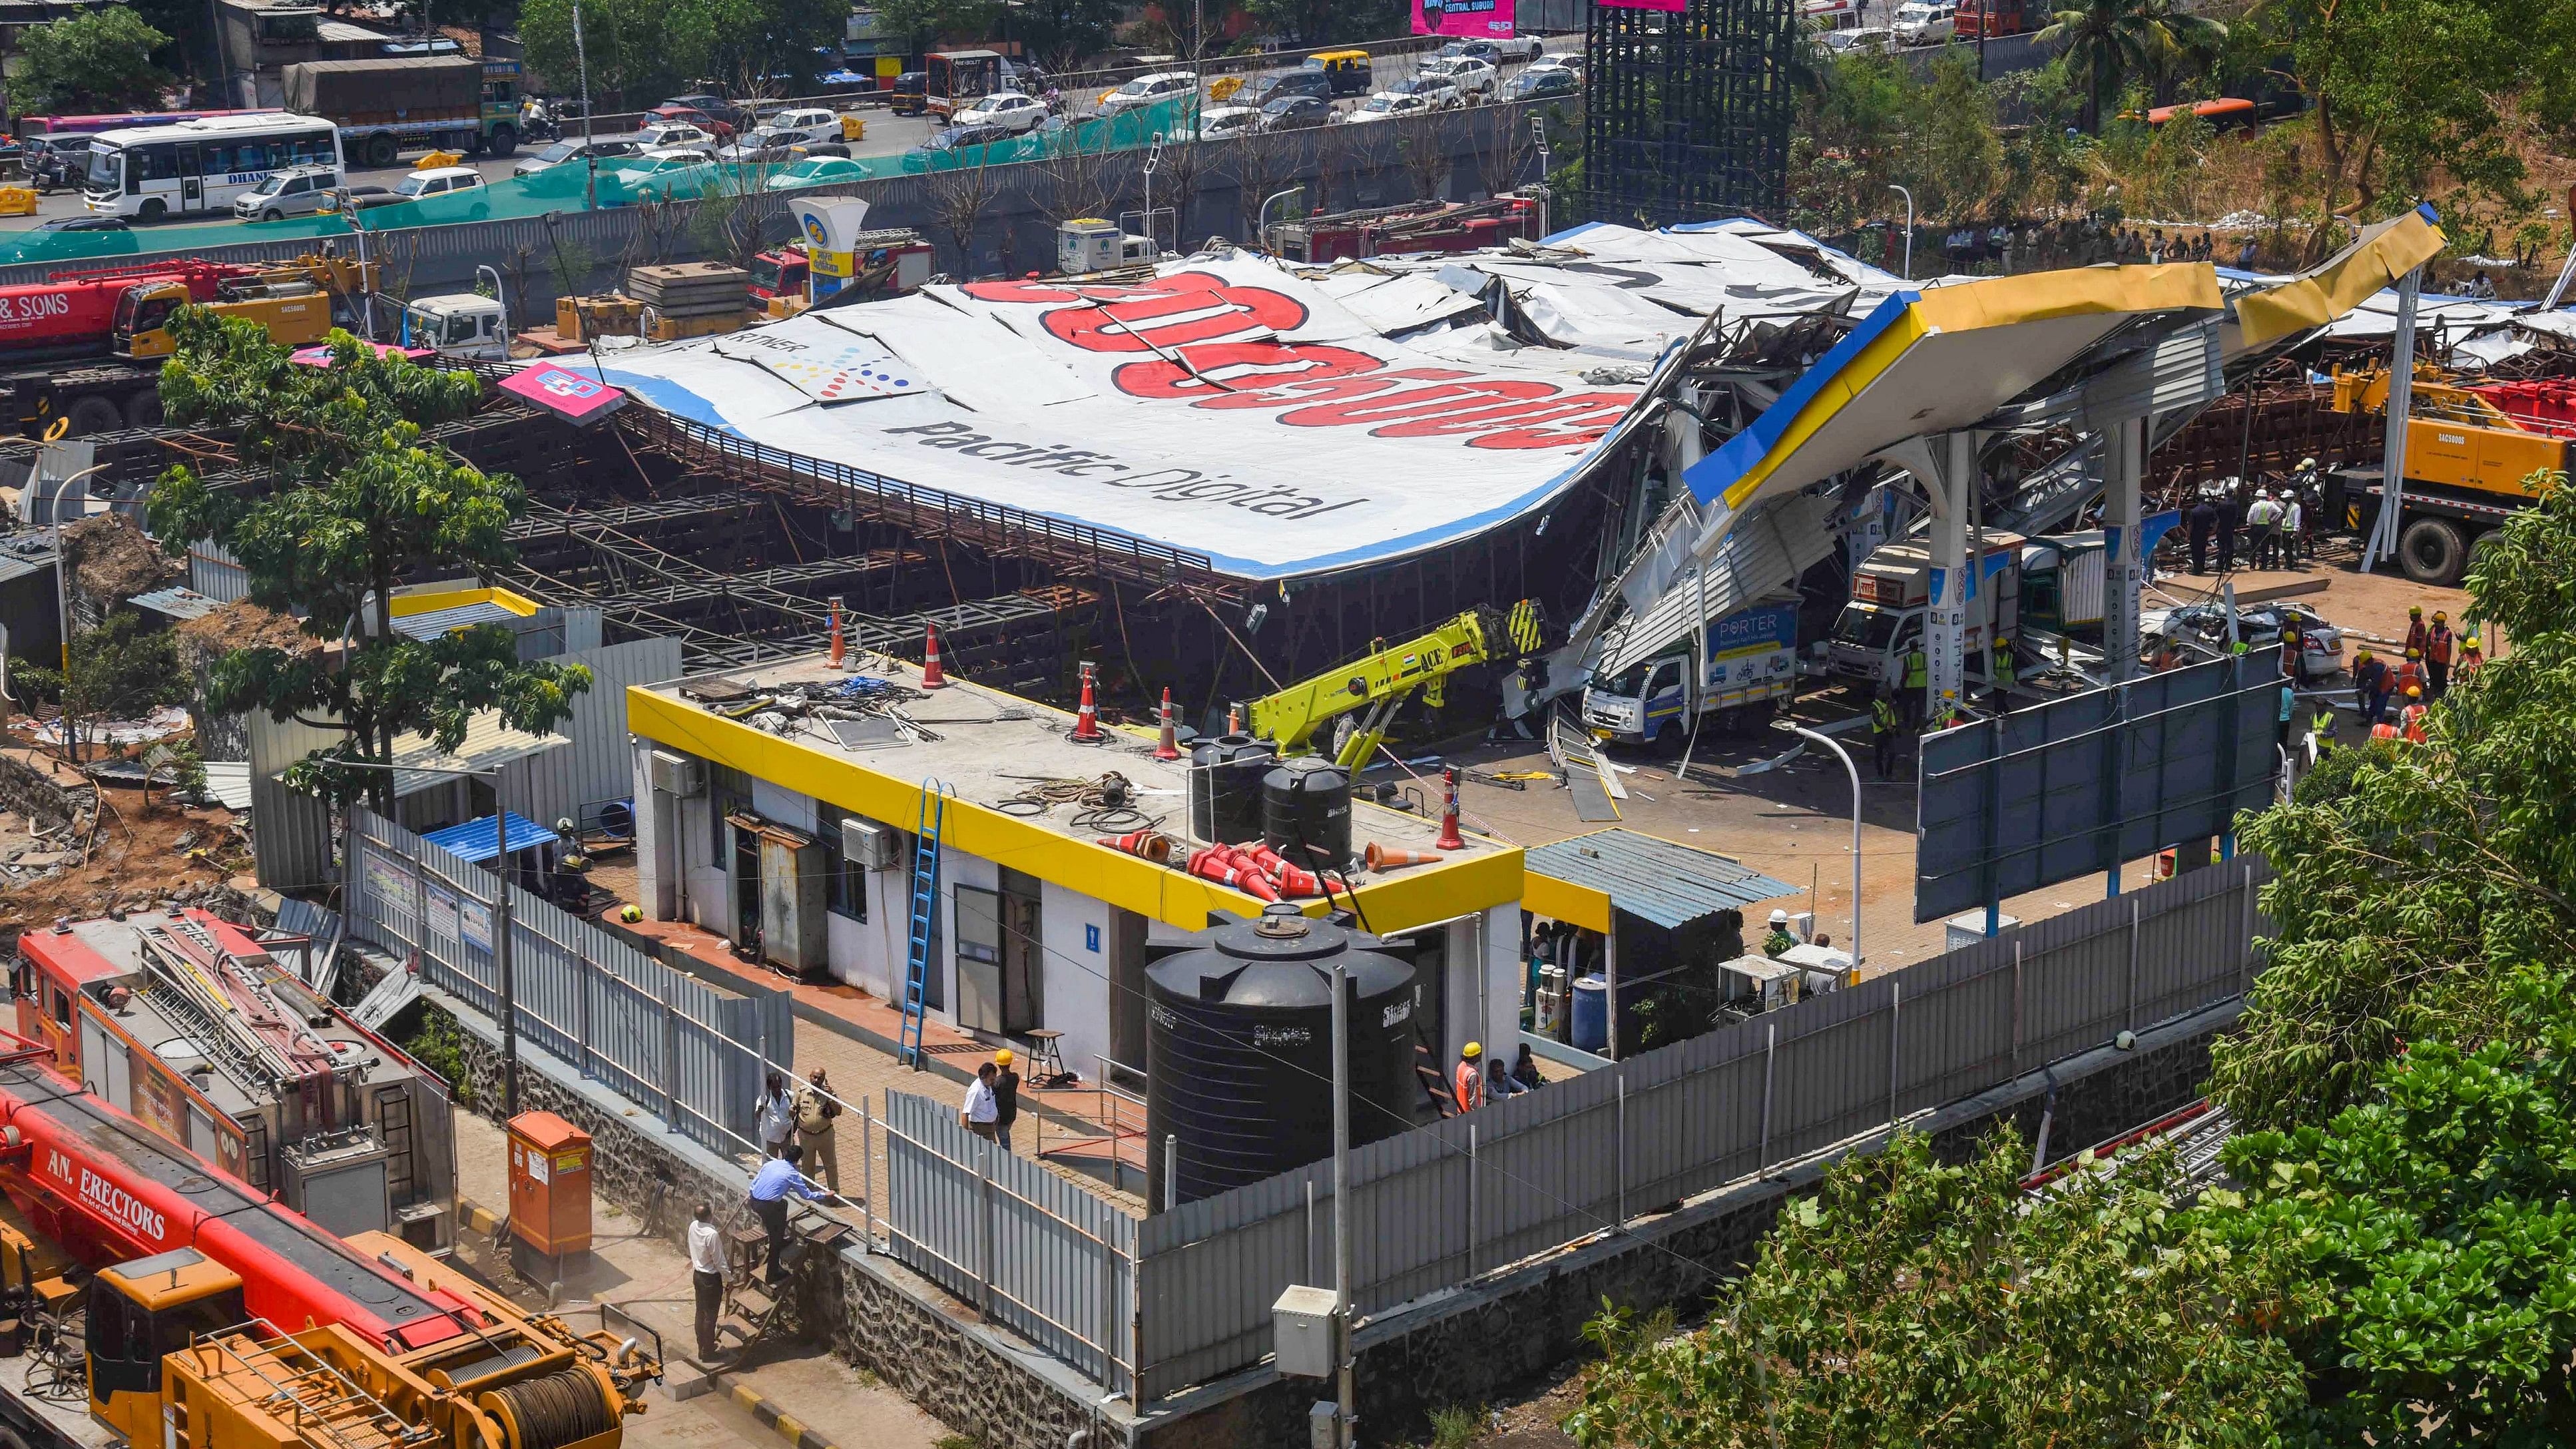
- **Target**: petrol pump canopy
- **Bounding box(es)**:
[1523,829,1796,932]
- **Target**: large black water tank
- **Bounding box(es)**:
[1145,902,1416,1209]
[1261,758,1352,872]
[1186,734,1276,844]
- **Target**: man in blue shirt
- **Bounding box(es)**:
[748,1143,836,1285]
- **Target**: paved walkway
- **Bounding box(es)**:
[449,1111,949,1449]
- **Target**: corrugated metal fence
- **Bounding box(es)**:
[347,808,792,1155]
[881,1089,1138,1398]
[881,856,2268,1402]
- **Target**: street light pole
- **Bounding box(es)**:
[1888,184,1914,280]
[1790,726,1864,970]
[571,0,598,209]
[1330,954,1354,1449]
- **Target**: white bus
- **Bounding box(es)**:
[85,113,343,222]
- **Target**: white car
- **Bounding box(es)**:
[1097,71,1198,115]
[1415,57,1498,101]
[953,91,1051,134]
[392,165,483,200]
[1180,105,1261,141]
[1820,24,1895,52]
[1892,1,1956,43]
[1344,90,1433,123]
[233,164,342,221]
[1390,75,1465,110]
[732,107,841,152]
[634,119,715,149]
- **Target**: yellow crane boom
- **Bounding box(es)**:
[1247,601,1544,769]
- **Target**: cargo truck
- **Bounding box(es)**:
[2017,531,2105,639]
[0,254,376,434]
[1582,599,1800,747]
[1826,535,2023,691]
[282,56,525,167]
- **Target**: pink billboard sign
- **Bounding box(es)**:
[499,362,627,428]
[1599,0,1686,11]
[1414,0,1518,37]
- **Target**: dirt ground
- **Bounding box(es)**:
[0,746,253,932]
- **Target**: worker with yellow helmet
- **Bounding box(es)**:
[1453,1041,1485,1113]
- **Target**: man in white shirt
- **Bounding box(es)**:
[962,1062,999,1143]
[688,1201,728,1361]
[756,1072,796,1157]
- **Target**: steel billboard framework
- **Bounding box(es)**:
[1579,0,1798,228]
[1914,655,2286,922]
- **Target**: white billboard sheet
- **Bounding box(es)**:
[585,252,1659,581]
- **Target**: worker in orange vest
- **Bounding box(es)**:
[2425,611,2455,699]
[2394,647,2426,699]
[2459,633,2485,678]
[1454,1041,1485,1113]
[2370,719,2404,742]
[2404,604,2430,658]
[2399,685,2429,743]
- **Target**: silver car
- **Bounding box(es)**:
[512,135,644,178]
[232,164,343,222]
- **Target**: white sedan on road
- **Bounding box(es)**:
[1343,90,1434,123]
[1893,1,1957,43]
[953,91,1051,134]
[1415,57,1499,101]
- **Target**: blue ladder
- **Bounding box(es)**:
[897,780,950,1070]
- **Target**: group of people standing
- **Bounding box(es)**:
[1452,1039,1547,1113]
[2186,469,2324,575]
[2347,606,2481,745]
[686,1068,849,1362]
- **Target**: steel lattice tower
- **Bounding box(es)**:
[1578,0,1798,227]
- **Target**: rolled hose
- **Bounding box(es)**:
[479,1367,617,1449]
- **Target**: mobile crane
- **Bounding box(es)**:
[2326,362,2576,584]
[1246,600,1546,768]
[0,1033,658,1449]
[0,253,378,435]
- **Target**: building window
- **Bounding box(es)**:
[815,803,866,922]
[708,763,752,860]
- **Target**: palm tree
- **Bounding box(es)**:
[2035,0,2202,133]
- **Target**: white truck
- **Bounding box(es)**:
[2019,531,2106,641]
[397,292,511,360]
[1826,535,2023,691]
[1583,599,1800,748]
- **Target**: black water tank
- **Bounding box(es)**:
[1145,902,1416,1209]
[1261,758,1352,872]
[1186,735,1276,844]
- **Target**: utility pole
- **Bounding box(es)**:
[1331,955,1354,1448]
[572,0,598,209]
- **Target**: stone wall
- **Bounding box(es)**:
[0,749,95,840]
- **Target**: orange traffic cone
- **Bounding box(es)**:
[1155,687,1181,761]
[920,623,949,689]
[1073,661,1103,742]
[828,595,846,671]
[1097,830,1173,864]
[1436,767,1465,851]
[1187,847,1280,902]
[1366,842,1441,871]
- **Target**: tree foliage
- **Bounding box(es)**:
[2261,0,2576,238]
[517,0,685,110]
[144,314,591,814]
[2035,0,2224,133]
[1567,1129,2308,1448]
[13,611,188,764]
[2213,471,2576,1130]
[2217,969,2576,1445]
[11,7,174,118]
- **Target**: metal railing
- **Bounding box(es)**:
[346,809,792,1157]
[876,855,2270,1402]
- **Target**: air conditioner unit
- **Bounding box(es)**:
[648,750,706,796]
[843,816,898,871]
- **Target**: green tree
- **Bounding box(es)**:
[664,0,848,96]
[11,7,175,117]
[14,610,188,765]
[2034,0,2221,133]
[144,314,591,816]
[2257,0,2576,253]
[2213,470,2576,1131]
[1566,1128,2308,1448]
[2218,968,2576,1445]
[517,0,678,111]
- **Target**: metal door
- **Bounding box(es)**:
[953,884,1003,1032]
[177,144,202,210]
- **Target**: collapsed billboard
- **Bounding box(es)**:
[581,252,1657,581]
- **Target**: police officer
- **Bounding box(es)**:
[1900,643,1928,728]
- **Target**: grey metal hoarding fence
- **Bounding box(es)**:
[1106,855,2268,1400]
[880,1089,1137,1398]
[346,808,792,1156]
